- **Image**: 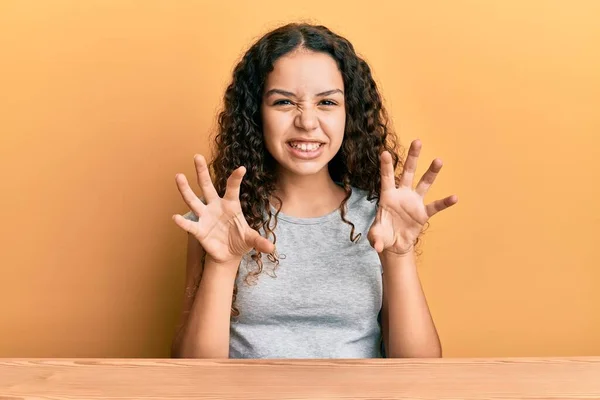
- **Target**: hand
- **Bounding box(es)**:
[367,139,458,255]
[172,155,275,264]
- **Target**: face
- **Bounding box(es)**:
[261,49,346,178]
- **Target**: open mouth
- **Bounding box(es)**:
[287,141,325,152]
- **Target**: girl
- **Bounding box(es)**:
[171,23,457,359]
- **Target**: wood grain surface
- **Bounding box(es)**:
[1,357,599,399]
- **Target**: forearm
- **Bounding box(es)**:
[380,250,442,358]
[172,257,238,358]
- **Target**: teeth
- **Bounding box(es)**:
[290,142,321,152]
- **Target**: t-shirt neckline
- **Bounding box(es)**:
[268,187,360,226]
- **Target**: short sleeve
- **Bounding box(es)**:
[181,197,206,222]
[182,210,199,222]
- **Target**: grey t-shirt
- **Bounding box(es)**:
[184,187,384,358]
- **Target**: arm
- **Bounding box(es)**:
[380,248,442,358]
[171,155,275,357]
[171,233,239,358]
[371,141,457,358]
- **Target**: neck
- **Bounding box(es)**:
[272,168,346,218]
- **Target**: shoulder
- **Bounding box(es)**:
[182,210,199,222]
[347,186,378,221]
[180,198,207,222]
[348,186,378,208]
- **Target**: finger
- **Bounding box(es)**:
[224,166,246,201]
[380,151,396,191]
[367,225,384,253]
[367,231,375,248]
[171,214,199,236]
[194,154,219,203]
[175,173,206,217]
[399,139,422,188]
[248,230,275,254]
[368,234,384,253]
[415,158,443,197]
[425,195,458,218]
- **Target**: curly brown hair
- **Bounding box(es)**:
[207,23,411,317]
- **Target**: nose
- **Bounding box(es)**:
[294,107,319,131]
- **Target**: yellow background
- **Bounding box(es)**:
[1,0,598,357]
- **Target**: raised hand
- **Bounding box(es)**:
[367,140,458,255]
[172,155,274,264]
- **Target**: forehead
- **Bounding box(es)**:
[265,50,344,92]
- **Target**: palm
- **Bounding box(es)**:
[367,140,458,255]
[193,199,252,261]
[173,155,274,264]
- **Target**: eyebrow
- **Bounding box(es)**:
[264,88,344,98]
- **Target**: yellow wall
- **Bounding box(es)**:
[1,0,598,358]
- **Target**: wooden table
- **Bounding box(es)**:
[1,357,599,399]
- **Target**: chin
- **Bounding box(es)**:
[280,160,330,177]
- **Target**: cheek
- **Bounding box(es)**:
[322,111,346,145]
[262,110,289,151]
